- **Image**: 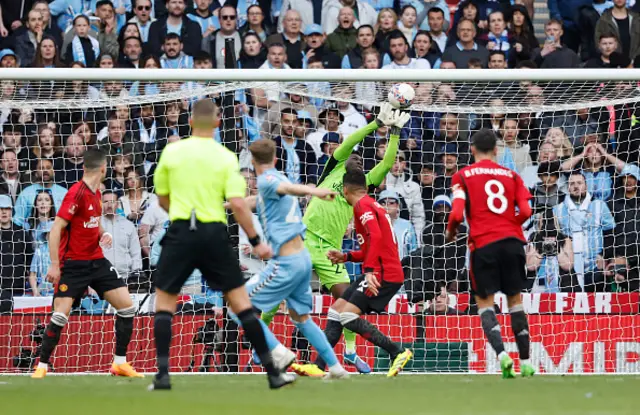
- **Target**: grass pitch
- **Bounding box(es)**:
[1,374,638,415]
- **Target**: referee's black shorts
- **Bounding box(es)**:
[469,238,527,299]
[154,220,244,295]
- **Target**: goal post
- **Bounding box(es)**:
[0,68,639,375]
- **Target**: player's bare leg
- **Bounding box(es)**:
[103,287,143,378]
[225,286,296,389]
[507,294,534,377]
[476,295,515,379]
[329,283,371,373]
[288,309,349,380]
[32,297,74,378]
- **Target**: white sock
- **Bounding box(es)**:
[37,362,48,370]
[520,359,531,366]
[113,355,127,365]
[498,351,508,361]
[328,363,345,374]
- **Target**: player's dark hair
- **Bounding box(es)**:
[84,148,107,170]
[249,139,276,165]
[471,129,497,153]
[343,169,367,191]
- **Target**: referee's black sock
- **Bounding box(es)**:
[342,314,402,359]
[510,305,530,360]
[237,309,278,376]
[479,307,505,355]
[154,311,173,376]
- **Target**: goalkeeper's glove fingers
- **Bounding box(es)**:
[375,102,396,127]
[393,111,411,129]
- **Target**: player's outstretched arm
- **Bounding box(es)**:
[228,197,272,260]
[46,216,68,285]
[367,107,411,187]
[276,182,337,201]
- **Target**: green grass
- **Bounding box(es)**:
[1,374,639,415]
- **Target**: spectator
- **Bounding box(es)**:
[526,209,575,293]
[374,8,398,56]
[139,195,169,258]
[129,54,162,95]
[576,0,614,61]
[496,115,532,174]
[274,108,318,184]
[306,105,344,157]
[610,164,640,259]
[595,0,640,61]
[129,0,155,43]
[304,24,341,69]
[0,150,25,203]
[554,172,616,291]
[148,0,202,57]
[547,0,586,51]
[0,49,20,68]
[382,29,430,69]
[49,0,87,32]
[98,53,116,68]
[13,158,67,228]
[333,85,367,136]
[477,11,515,66]
[317,132,340,177]
[326,7,358,58]
[586,32,622,67]
[322,0,377,35]
[104,153,132,197]
[261,88,317,139]
[604,256,640,292]
[521,140,567,189]
[237,167,265,275]
[266,9,305,68]
[101,190,143,280]
[0,195,34,309]
[398,5,419,44]
[530,160,565,215]
[120,167,157,224]
[543,108,599,148]
[28,220,53,297]
[64,15,100,67]
[72,121,96,146]
[385,150,425,234]
[418,163,444,222]
[159,101,189,138]
[120,36,144,68]
[239,32,267,68]
[202,4,241,68]
[187,0,220,37]
[411,30,441,68]
[11,9,44,67]
[561,142,626,201]
[378,190,419,260]
[278,0,319,31]
[534,19,580,68]
[239,5,270,42]
[55,134,85,186]
[159,33,193,68]
[95,0,121,58]
[426,7,447,52]
[442,18,490,68]
[423,113,470,166]
[25,189,56,242]
[31,37,62,68]
[1,123,36,173]
[510,4,539,63]
[32,1,63,47]
[131,103,169,162]
[487,50,508,68]
[343,25,384,68]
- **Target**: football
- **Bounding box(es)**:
[387,83,415,109]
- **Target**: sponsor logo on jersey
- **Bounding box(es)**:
[83,216,100,229]
[360,211,374,225]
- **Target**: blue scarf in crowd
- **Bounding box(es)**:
[488,30,510,52]
[72,35,100,66]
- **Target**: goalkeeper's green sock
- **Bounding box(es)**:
[343,328,356,355]
[260,305,280,326]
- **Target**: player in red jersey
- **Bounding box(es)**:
[446,129,535,378]
[32,149,142,379]
[304,170,412,377]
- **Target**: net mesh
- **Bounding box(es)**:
[0,75,639,374]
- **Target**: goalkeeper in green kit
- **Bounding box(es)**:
[261,102,410,375]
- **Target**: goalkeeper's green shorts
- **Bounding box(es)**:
[305,232,350,290]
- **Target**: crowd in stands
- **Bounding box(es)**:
[1,0,640,314]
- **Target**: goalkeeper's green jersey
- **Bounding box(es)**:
[303,121,399,248]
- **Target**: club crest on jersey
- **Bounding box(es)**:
[360,211,374,225]
[68,204,77,215]
[59,284,68,292]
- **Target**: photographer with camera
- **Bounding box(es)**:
[526,210,575,293]
[604,257,640,293]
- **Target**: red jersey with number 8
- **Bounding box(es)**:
[449,159,532,251]
[57,181,105,262]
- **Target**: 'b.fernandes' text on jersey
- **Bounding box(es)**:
[447,159,532,250]
[57,181,104,262]
[347,195,404,283]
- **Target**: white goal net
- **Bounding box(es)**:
[1,68,639,374]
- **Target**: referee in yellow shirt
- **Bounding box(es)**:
[149,99,295,391]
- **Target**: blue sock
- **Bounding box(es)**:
[295,318,338,367]
[259,319,280,351]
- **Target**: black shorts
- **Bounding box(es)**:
[470,238,526,298]
[54,258,126,300]
[154,221,244,295]
[341,275,403,314]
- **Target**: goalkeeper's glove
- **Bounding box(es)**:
[375,103,411,135]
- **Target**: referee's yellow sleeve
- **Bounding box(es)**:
[224,157,246,200]
[154,151,170,196]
